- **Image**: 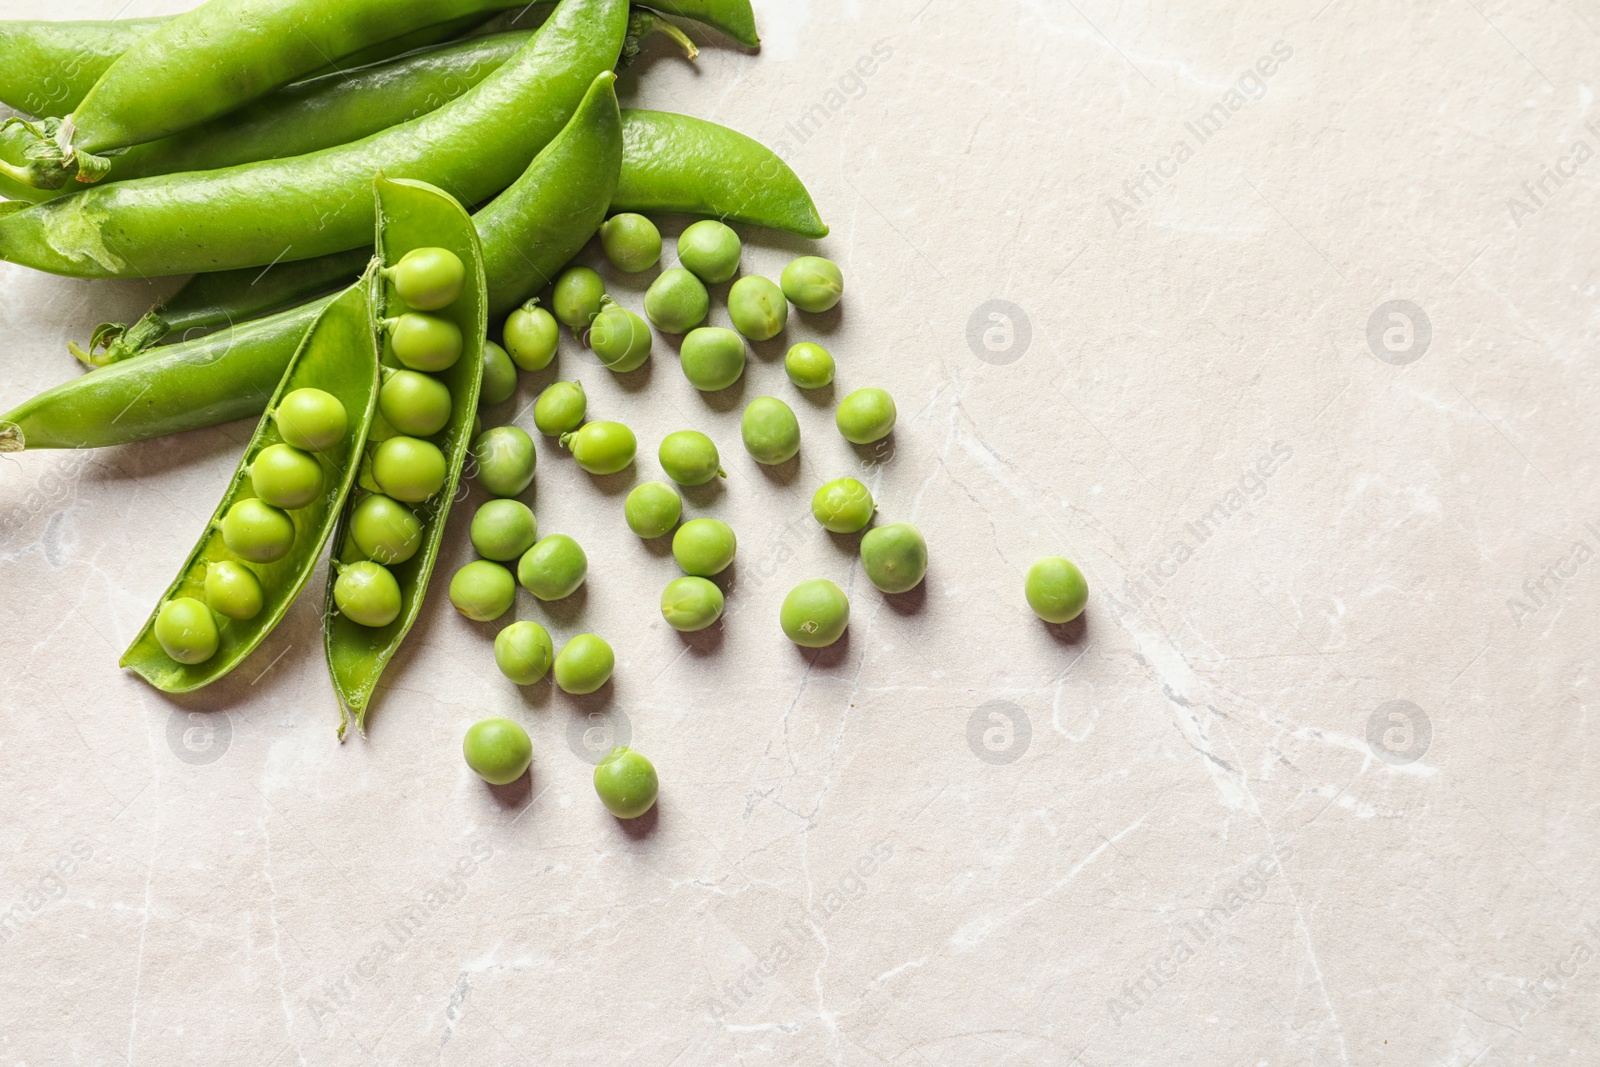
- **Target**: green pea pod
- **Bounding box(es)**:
[118,284,380,692]
[0,0,628,278]
[0,19,161,120]
[324,177,488,736]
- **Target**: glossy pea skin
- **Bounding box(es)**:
[588,300,651,373]
[350,493,422,565]
[495,621,554,685]
[835,387,897,445]
[517,534,587,601]
[503,300,558,371]
[728,276,788,341]
[861,523,927,594]
[462,717,532,785]
[334,560,402,627]
[250,443,323,510]
[594,746,658,818]
[472,425,536,498]
[643,268,709,334]
[624,481,682,539]
[470,499,538,561]
[374,435,448,503]
[780,578,850,648]
[781,256,843,313]
[554,633,614,694]
[811,477,874,533]
[204,560,264,621]
[533,380,587,436]
[155,597,219,664]
[679,327,746,392]
[379,369,452,437]
[561,420,635,475]
[1025,557,1088,624]
[672,517,736,577]
[480,340,517,406]
[784,342,834,389]
[659,430,724,486]
[449,560,517,622]
[389,246,465,311]
[599,212,661,272]
[660,575,723,632]
[389,312,463,372]
[221,498,296,563]
[553,266,606,329]
[274,387,347,453]
[741,396,800,465]
[676,220,742,284]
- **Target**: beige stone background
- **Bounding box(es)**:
[1,0,1596,1063]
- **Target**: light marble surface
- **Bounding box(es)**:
[1,1,1597,1063]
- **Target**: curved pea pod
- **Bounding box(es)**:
[324,177,487,737]
[118,284,380,693]
[0,19,160,119]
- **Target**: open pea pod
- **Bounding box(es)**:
[324,177,487,738]
[119,284,380,692]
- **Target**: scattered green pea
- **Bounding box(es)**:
[672,517,736,577]
[480,340,517,406]
[379,368,451,437]
[835,387,897,444]
[221,498,296,563]
[784,342,835,390]
[350,493,422,565]
[552,265,606,329]
[588,298,651,373]
[1025,557,1088,624]
[561,420,635,475]
[517,534,587,601]
[659,430,724,486]
[250,442,323,510]
[624,481,682,539]
[599,213,661,273]
[811,477,874,533]
[741,396,800,465]
[781,256,843,313]
[533,380,586,436]
[495,621,554,685]
[861,523,927,594]
[388,246,465,311]
[274,387,346,453]
[462,716,532,785]
[204,560,263,621]
[503,299,558,371]
[780,578,850,648]
[472,426,536,497]
[660,576,724,632]
[677,220,742,284]
[334,560,402,627]
[644,268,709,334]
[728,276,788,341]
[594,746,658,819]
[155,597,219,664]
[449,560,516,622]
[679,327,746,392]
[373,435,448,503]
[470,499,537,562]
[388,312,463,372]
[554,633,614,695]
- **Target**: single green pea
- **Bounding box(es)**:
[599,213,662,273]
[676,220,742,284]
[784,342,835,389]
[672,517,736,577]
[660,576,724,632]
[554,633,614,695]
[155,597,219,664]
[860,523,927,594]
[624,481,682,539]
[1025,557,1088,624]
[388,246,465,311]
[517,534,587,601]
[588,299,652,373]
[780,578,850,648]
[350,494,423,565]
[811,477,874,533]
[250,443,323,510]
[221,498,296,564]
[388,312,463,372]
[274,387,347,453]
[472,425,536,498]
[462,716,533,785]
[449,560,517,622]
[480,340,517,406]
[643,268,709,334]
[495,622,554,686]
[679,327,746,392]
[593,746,658,819]
[470,499,538,562]
[373,435,448,503]
[659,430,725,486]
[781,256,844,313]
[552,265,606,329]
[560,420,635,475]
[334,560,402,627]
[533,380,586,436]
[503,299,559,371]
[741,396,800,465]
[728,276,788,341]
[835,387,897,444]
[204,560,263,621]
[379,368,452,437]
